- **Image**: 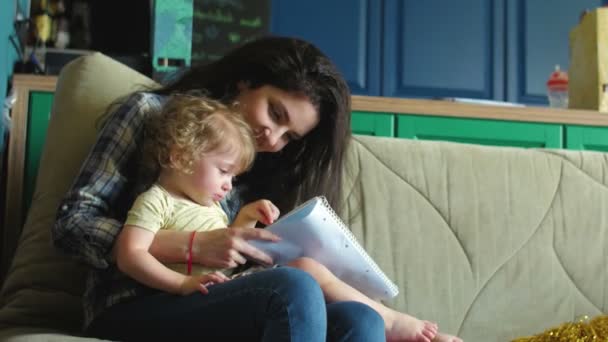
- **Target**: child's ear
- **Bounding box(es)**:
[168,149,182,170]
[169,149,197,174]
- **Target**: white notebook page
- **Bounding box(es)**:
[249,196,399,300]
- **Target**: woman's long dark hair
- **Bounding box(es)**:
[154,36,351,214]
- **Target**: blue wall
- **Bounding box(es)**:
[1,0,29,101]
[0,1,16,101]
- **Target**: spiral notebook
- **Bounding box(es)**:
[249,196,399,300]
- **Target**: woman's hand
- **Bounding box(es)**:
[233,199,280,227]
[179,271,230,295]
[193,227,280,268]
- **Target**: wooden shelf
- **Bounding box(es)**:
[351,95,608,127]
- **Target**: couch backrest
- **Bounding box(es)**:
[342,136,608,341]
[0,53,158,332]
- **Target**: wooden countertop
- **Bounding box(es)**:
[352,95,608,127]
[12,74,608,127]
[12,74,58,91]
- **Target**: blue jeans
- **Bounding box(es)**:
[86,267,385,341]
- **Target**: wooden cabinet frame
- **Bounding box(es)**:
[2,75,57,279]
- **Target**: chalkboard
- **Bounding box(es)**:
[192,0,270,64]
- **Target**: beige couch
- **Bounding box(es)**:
[1,53,607,341]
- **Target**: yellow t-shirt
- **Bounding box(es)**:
[125,184,229,276]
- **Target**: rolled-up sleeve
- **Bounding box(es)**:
[52,93,164,269]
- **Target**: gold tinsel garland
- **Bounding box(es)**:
[512,315,608,341]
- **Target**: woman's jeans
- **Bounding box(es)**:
[86,267,385,341]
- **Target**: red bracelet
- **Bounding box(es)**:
[186,231,196,275]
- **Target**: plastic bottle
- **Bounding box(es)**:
[546,65,569,108]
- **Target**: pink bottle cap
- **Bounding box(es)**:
[547,65,568,91]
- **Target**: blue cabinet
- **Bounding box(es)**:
[272,0,606,103]
[506,0,606,105]
[271,0,382,96]
[383,0,503,100]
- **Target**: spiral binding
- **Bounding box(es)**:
[318,196,398,296]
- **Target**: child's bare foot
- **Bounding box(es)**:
[386,312,438,342]
[432,332,463,342]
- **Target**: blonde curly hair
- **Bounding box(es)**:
[143,94,255,176]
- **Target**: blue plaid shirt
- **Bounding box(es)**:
[52,92,241,328]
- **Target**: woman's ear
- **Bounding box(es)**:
[237,80,250,91]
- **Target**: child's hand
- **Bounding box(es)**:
[179,271,230,295]
[232,199,280,228]
[241,199,280,225]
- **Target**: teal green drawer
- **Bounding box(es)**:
[566,125,608,151]
[397,115,563,148]
[351,111,395,137]
[24,91,54,215]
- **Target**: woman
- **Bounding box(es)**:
[52,36,383,342]
[53,36,459,342]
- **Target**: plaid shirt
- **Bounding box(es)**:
[52,92,241,328]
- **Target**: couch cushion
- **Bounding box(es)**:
[0,53,157,333]
[342,136,608,341]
